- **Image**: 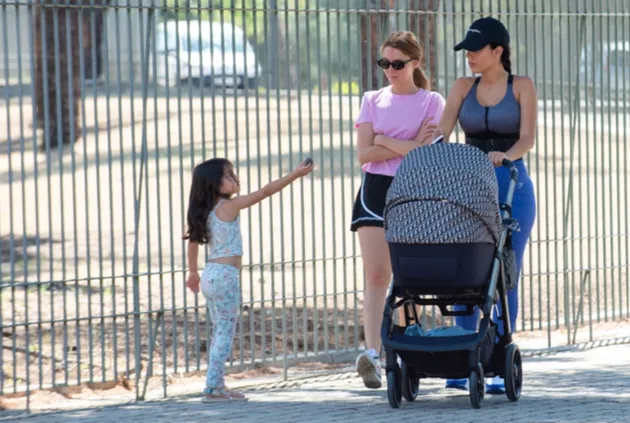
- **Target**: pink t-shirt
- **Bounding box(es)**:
[355,86,445,176]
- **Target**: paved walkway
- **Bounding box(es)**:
[7,343,630,423]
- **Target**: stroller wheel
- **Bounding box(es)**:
[504,344,522,402]
[468,362,485,409]
[401,361,419,402]
[386,366,402,408]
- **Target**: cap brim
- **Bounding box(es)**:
[453,37,487,52]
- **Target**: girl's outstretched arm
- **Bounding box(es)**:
[217,160,315,222]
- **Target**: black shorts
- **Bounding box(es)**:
[350,172,394,232]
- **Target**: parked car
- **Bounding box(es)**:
[152,20,262,89]
[579,41,630,98]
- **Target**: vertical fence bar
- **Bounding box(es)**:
[270,0,279,363]
[528,0,537,333]
[81,0,95,385]
[608,0,616,323]
[587,0,595,338]
[313,0,322,358]
[595,0,610,322]
[545,0,554,346]
[260,0,271,365]
[101,0,119,383]
[576,0,596,338]
[93,0,107,381]
[538,0,547,334]
[112,0,131,380]
[280,0,289,377]
[550,3,570,329]
[13,0,30,406]
[326,0,336,355]
[613,2,622,321]
[604,0,613,322]
[75,0,86,386]
[25,0,43,393]
[623,3,630,319]
[349,0,358,354]
[181,0,192,377]
[250,0,260,367]
[296,0,310,358]
[2,0,14,398]
[337,0,348,353]
[52,0,70,387]
[176,0,187,375]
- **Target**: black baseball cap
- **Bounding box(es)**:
[454,17,510,52]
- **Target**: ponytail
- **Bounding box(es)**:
[413,67,430,90]
[501,47,512,74]
[490,43,512,74]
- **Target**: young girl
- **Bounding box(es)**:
[184,157,314,402]
[351,31,445,389]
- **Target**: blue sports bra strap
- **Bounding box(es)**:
[508,74,514,84]
[474,76,481,85]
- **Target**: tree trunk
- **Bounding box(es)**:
[408,0,440,91]
[33,0,91,149]
[360,0,388,94]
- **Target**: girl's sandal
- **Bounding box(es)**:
[202,387,231,402]
[223,386,248,401]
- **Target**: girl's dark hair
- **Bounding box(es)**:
[183,158,232,244]
[490,43,512,74]
[381,31,430,90]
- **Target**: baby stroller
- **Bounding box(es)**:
[381,142,522,409]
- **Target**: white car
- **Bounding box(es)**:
[152,20,262,88]
[579,41,630,97]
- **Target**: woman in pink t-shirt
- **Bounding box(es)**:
[351,31,445,389]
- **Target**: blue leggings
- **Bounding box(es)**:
[455,160,536,335]
[200,263,241,388]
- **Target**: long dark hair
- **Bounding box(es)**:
[183,158,232,244]
[490,43,512,74]
[381,31,430,90]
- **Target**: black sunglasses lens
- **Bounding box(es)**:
[391,61,406,70]
[377,59,389,69]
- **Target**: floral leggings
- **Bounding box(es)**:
[200,263,241,389]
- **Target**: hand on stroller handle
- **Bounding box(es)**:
[501,158,519,182]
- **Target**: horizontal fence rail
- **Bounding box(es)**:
[1,0,629,411]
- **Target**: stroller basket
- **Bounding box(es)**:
[392,323,497,379]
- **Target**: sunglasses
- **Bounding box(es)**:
[377,58,412,70]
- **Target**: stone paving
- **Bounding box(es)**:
[4,343,629,423]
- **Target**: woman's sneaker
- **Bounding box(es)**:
[355,349,382,389]
[486,376,505,394]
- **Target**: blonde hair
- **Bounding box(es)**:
[381,31,430,90]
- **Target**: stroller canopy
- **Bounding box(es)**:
[384,143,502,245]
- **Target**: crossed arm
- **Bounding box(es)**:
[355,119,437,166]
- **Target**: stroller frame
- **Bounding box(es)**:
[381,159,523,409]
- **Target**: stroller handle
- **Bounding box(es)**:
[501,158,518,182]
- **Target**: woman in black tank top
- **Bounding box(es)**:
[431,17,538,395]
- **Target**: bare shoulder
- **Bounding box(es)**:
[443,77,476,102]
[511,75,537,104]
[454,76,477,90]
[512,75,536,92]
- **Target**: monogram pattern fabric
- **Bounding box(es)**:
[384,143,502,245]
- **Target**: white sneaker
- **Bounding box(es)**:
[355,349,382,389]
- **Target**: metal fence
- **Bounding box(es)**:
[1,0,629,410]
